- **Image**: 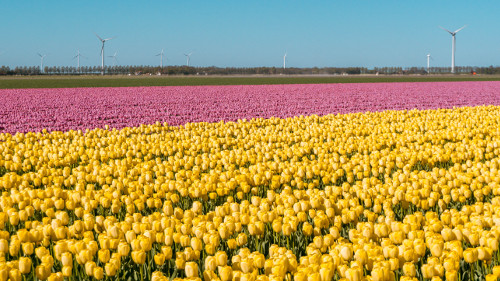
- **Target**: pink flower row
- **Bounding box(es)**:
[1,82,500,134]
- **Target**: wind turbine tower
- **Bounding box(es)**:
[73,50,84,72]
[283,52,287,70]
[108,52,118,66]
[95,33,114,75]
[156,49,165,68]
[184,52,193,66]
[439,25,466,74]
[426,54,431,73]
[38,53,47,73]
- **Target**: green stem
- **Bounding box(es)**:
[140,264,144,281]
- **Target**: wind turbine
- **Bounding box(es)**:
[37,53,47,73]
[95,33,114,75]
[439,25,466,74]
[426,53,433,74]
[73,50,85,72]
[184,52,193,66]
[108,51,118,66]
[156,49,166,68]
[283,51,287,71]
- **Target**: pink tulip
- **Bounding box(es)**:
[1,81,499,134]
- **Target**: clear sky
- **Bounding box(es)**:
[1,1,498,69]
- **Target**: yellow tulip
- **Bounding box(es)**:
[131,251,146,265]
[8,268,21,281]
[93,267,104,280]
[35,263,51,280]
[18,257,32,274]
[98,249,110,263]
[62,266,72,277]
[215,251,228,266]
[218,265,233,281]
[493,265,500,277]
[154,253,165,266]
[185,262,199,278]
[463,248,478,263]
[445,270,458,281]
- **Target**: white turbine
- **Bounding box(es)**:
[426,53,433,74]
[37,53,47,73]
[439,25,466,74]
[184,52,193,66]
[283,52,287,70]
[156,49,166,68]
[108,51,118,66]
[73,50,85,72]
[95,33,114,75]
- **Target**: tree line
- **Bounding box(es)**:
[0,65,499,76]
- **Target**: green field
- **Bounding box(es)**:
[1,75,500,89]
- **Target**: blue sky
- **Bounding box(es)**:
[1,1,498,68]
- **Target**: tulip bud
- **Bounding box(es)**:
[91,267,103,280]
[184,262,198,278]
[98,249,110,263]
[18,257,32,274]
[0,239,8,253]
[371,267,388,281]
[132,250,146,265]
[215,251,228,266]
[403,262,416,277]
[445,270,458,281]
[237,233,248,246]
[463,248,478,263]
[118,242,130,257]
[253,253,265,269]
[85,261,96,277]
[340,245,353,261]
[218,266,233,281]
[175,256,185,270]
[9,269,21,281]
[105,263,117,277]
[430,241,443,257]
[22,243,34,256]
[345,267,361,281]
[493,265,500,277]
[61,252,72,267]
[154,253,165,266]
[62,266,72,277]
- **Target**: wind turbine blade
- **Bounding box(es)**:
[94,32,104,41]
[103,37,115,41]
[454,25,467,33]
[438,26,453,34]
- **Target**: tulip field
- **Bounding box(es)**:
[1,82,500,281]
